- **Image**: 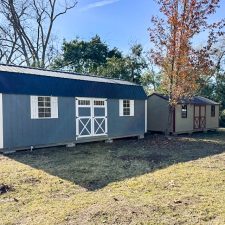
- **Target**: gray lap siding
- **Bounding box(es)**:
[107,99,145,138]
[3,94,76,149]
[2,94,145,149]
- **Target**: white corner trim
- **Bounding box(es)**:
[145,100,147,133]
[0,94,3,148]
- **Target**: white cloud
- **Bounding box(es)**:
[80,0,120,11]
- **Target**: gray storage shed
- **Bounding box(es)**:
[147,93,219,134]
[0,65,147,153]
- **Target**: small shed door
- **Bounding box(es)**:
[194,105,206,130]
[93,99,108,136]
[76,98,107,139]
[200,106,206,129]
[194,106,200,129]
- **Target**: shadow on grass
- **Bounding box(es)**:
[8,129,225,191]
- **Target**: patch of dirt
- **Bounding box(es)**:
[23,177,41,185]
[0,184,14,195]
[168,196,201,211]
[118,153,169,163]
[72,200,152,225]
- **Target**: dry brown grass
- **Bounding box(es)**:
[1,130,225,225]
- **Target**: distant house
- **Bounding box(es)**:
[0,65,147,153]
[147,93,219,134]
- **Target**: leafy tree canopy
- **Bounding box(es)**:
[52,35,115,74]
[52,36,147,83]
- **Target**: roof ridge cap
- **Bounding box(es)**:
[0,63,138,86]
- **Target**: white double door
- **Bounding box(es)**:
[76,98,108,138]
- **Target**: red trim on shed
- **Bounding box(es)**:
[173,108,176,133]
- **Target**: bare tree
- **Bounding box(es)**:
[0,0,77,68]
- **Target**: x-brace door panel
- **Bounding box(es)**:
[76,98,107,139]
[194,105,206,130]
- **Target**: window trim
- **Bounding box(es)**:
[31,96,58,119]
[181,105,187,118]
[211,105,215,117]
[119,99,134,117]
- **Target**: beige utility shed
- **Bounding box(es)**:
[147,93,220,134]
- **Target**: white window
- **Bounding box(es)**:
[94,100,105,106]
[181,105,187,118]
[119,99,134,116]
[38,96,51,118]
[78,100,90,106]
[30,96,58,119]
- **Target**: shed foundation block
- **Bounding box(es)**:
[138,134,145,140]
[66,143,76,148]
[105,139,113,143]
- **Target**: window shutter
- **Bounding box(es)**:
[130,100,134,116]
[119,100,123,116]
[30,96,38,119]
[51,97,58,118]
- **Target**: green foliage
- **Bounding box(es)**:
[126,44,147,83]
[198,42,225,112]
[220,110,225,127]
[198,74,225,106]
[52,35,110,74]
[52,36,147,83]
[140,69,162,94]
[97,56,130,80]
[214,74,225,108]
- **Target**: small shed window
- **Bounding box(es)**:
[78,100,90,106]
[119,100,134,116]
[181,105,187,118]
[30,96,58,119]
[211,105,215,117]
[123,100,130,116]
[38,96,51,118]
[94,100,105,106]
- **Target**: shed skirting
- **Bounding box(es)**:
[1,133,145,154]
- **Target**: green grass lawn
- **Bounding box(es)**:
[1,130,225,225]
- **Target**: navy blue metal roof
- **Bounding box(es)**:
[0,70,147,100]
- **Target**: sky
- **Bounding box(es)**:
[55,0,225,54]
